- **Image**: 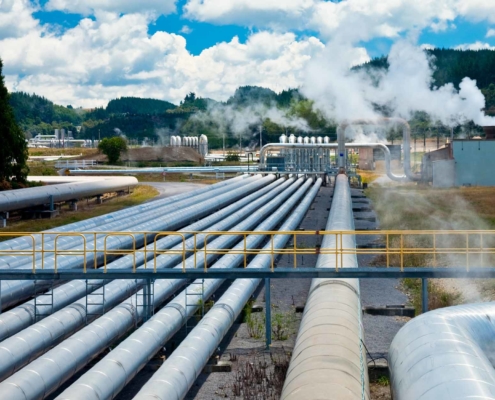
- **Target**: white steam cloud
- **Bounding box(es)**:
[303,39,495,127]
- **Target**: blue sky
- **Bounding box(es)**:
[1,0,495,107]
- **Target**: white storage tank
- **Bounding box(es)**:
[297,136,303,144]
[280,134,287,144]
[199,134,208,156]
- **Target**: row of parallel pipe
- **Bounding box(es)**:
[0,176,303,399]
[131,178,322,400]
[56,177,319,400]
[0,176,265,310]
[0,176,280,350]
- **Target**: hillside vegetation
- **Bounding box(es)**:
[11,49,495,148]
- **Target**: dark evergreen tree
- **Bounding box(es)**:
[0,60,28,184]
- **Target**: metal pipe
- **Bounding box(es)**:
[0,176,279,341]
[0,179,305,399]
[281,175,370,400]
[337,118,421,181]
[55,178,316,400]
[260,143,407,182]
[0,176,265,309]
[389,302,495,400]
[0,174,250,253]
[0,177,138,213]
[0,177,284,380]
[131,179,322,400]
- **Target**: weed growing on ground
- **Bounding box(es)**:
[271,309,296,341]
[377,376,390,386]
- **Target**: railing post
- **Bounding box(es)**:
[265,278,271,350]
[422,278,428,313]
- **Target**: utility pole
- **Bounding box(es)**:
[259,125,263,152]
[223,133,225,157]
[98,129,100,141]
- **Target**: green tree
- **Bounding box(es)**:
[98,137,128,164]
[0,60,28,185]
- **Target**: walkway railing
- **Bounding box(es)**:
[0,230,494,273]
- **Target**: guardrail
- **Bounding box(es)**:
[54,160,99,169]
[0,230,494,274]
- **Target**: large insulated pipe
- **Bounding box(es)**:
[56,178,315,400]
[389,302,495,400]
[0,177,286,377]
[0,177,138,213]
[132,179,322,400]
[260,143,407,182]
[1,175,260,267]
[0,179,305,399]
[0,176,279,341]
[0,176,266,309]
[0,175,250,253]
[337,118,420,181]
[281,175,370,400]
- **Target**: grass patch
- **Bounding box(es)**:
[365,184,495,311]
[357,170,382,185]
[27,161,58,176]
[402,278,462,315]
[0,185,158,234]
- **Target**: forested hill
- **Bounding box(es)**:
[359,48,495,90]
[9,48,495,144]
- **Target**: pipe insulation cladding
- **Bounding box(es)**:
[0,176,278,341]
[0,174,249,253]
[131,179,322,400]
[0,176,138,213]
[0,176,266,309]
[0,174,259,270]
[56,177,316,400]
[0,177,287,378]
[281,175,370,400]
[389,302,495,400]
[0,178,304,399]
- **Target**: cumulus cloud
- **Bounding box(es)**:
[179,25,193,34]
[45,0,177,16]
[0,0,39,39]
[487,29,495,38]
[455,41,495,51]
[184,0,495,43]
[0,11,324,107]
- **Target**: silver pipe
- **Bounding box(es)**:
[281,175,370,400]
[0,176,264,309]
[0,177,285,377]
[0,174,253,261]
[0,174,249,253]
[132,179,322,400]
[337,118,421,181]
[389,302,495,400]
[56,178,315,400]
[0,177,138,213]
[0,179,305,399]
[0,176,279,341]
[260,143,407,182]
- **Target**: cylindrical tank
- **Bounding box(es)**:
[317,136,323,144]
[199,134,208,156]
[303,137,309,144]
[279,134,287,144]
[176,136,182,147]
[323,136,330,144]
[297,136,303,144]
[170,136,176,146]
[310,136,316,144]
[193,137,199,146]
[289,134,296,144]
